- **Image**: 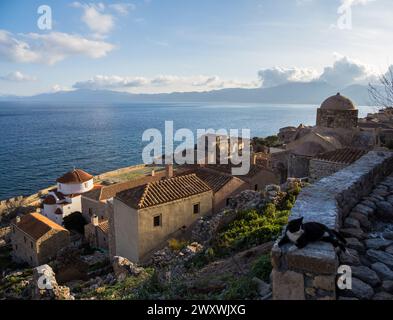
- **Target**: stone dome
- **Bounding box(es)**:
[320,93,356,110]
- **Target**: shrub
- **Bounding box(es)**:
[168,238,188,251]
[251,255,272,282]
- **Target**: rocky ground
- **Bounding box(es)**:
[339,174,393,300]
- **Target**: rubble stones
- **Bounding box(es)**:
[351,266,380,287]
[32,265,74,300]
[371,262,393,281]
[112,256,146,281]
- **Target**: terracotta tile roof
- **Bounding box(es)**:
[97,220,109,234]
[205,164,267,179]
[117,174,212,209]
[57,169,93,184]
[313,148,368,165]
[83,173,167,202]
[177,168,233,193]
[13,212,67,241]
[43,195,56,205]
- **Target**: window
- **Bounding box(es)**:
[88,208,93,216]
[84,182,88,188]
[24,236,26,243]
[226,198,232,206]
[30,256,33,262]
[254,184,258,191]
[193,203,200,215]
[30,242,33,249]
[153,215,162,227]
[12,226,15,234]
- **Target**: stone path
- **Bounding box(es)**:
[338,174,393,300]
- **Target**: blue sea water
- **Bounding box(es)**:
[0,102,376,200]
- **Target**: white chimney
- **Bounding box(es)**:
[91,215,99,226]
[16,216,21,223]
[151,169,155,177]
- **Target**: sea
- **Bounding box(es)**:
[0,101,377,200]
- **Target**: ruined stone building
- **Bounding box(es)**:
[309,148,368,182]
[84,215,109,250]
[10,212,70,266]
[111,174,213,263]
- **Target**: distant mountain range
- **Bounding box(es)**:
[0,81,375,105]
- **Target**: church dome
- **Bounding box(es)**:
[56,169,93,184]
[320,93,356,111]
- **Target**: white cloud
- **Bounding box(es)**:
[258,67,318,88]
[73,74,258,92]
[0,71,37,82]
[51,84,73,92]
[318,54,376,86]
[109,3,136,16]
[0,30,114,65]
[72,2,114,35]
[72,2,135,36]
[340,0,375,7]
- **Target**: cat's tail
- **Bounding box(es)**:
[330,230,347,245]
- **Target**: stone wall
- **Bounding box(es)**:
[271,151,393,300]
[316,109,358,129]
[309,159,348,183]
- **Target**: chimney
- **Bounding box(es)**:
[165,164,173,179]
[16,216,21,223]
[252,153,257,165]
[91,215,99,226]
[151,169,155,177]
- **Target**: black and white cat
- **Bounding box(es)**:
[278,217,347,251]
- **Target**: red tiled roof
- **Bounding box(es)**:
[117,174,212,209]
[97,220,109,234]
[177,168,233,193]
[313,148,368,165]
[57,169,93,184]
[83,173,167,202]
[43,195,56,205]
[13,212,67,241]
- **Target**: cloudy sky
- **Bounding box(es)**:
[0,0,392,96]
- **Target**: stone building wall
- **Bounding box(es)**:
[288,154,312,179]
[309,159,348,183]
[271,151,393,300]
[316,109,358,129]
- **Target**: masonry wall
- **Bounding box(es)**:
[271,151,393,300]
[309,159,348,183]
[81,197,107,222]
[316,109,358,129]
[213,178,248,213]
[137,191,213,261]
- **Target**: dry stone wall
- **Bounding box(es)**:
[271,151,393,300]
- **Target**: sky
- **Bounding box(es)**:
[0,0,393,96]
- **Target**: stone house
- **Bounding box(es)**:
[204,164,279,192]
[309,148,368,182]
[81,170,172,222]
[84,215,109,250]
[10,212,70,267]
[178,167,248,213]
[111,174,213,263]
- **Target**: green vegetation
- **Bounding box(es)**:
[167,238,189,252]
[252,136,282,152]
[0,269,32,299]
[251,255,272,282]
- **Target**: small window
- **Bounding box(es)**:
[193,203,200,215]
[84,182,89,188]
[24,236,26,243]
[226,198,232,206]
[254,184,258,191]
[30,242,33,249]
[30,256,33,262]
[12,226,15,234]
[88,208,93,216]
[153,215,162,227]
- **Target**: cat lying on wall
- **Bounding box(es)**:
[278,217,347,251]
